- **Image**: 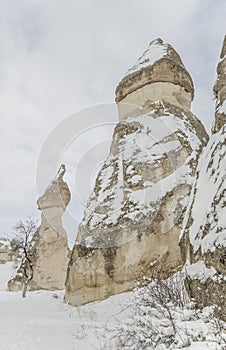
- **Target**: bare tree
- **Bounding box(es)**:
[11,216,38,298]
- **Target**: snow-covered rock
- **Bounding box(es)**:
[181,37,226,320]
[180,125,226,320]
[65,39,208,306]
[116,38,194,120]
[0,237,18,264]
[8,165,71,291]
[212,35,226,133]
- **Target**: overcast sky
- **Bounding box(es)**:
[0,0,225,245]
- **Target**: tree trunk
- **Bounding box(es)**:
[22,280,29,298]
[22,272,33,298]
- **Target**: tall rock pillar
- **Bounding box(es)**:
[65,39,208,306]
[8,165,71,291]
[116,38,194,120]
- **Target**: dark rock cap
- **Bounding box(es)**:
[115,38,194,103]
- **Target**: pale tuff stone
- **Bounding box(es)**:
[117,82,192,120]
[116,38,194,120]
[0,238,18,264]
[212,35,226,134]
[65,39,208,306]
[8,165,71,291]
[65,97,208,305]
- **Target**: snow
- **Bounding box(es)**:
[84,236,94,247]
[120,112,201,165]
[109,273,226,349]
[98,162,114,189]
[181,126,226,253]
[0,291,74,350]
[217,99,226,114]
[0,237,11,249]
[125,38,184,77]
[184,261,217,283]
[186,341,219,349]
[126,162,192,223]
[126,164,135,175]
[82,155,124,229]
[126,40,167,76]
[81,103,204,236]
[0,278,225,350]
[0,289,131,350]
[127,174,142,185]
[219,53,226,63]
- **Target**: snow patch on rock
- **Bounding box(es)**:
[181,126,226,254]
[184,262,217,284]
[125,38,185,77]
[81,105,204,234]
[217,99,226,114]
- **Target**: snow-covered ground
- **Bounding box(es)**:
[0,262,18,291]
[0,264,225,350]
[0,287,225,350]
[0,289,130,350]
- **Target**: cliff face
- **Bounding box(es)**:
[65,40,208,306]
[180,37,226,320]
[212,35,226,134]
[180,127,226,320]
[8,165,71,291]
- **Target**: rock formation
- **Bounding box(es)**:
[212,35,226,133]
[0,237,18,264]
[180,37,226,320]
[116,38,194,120]
[65,39,208,306]
[8,164,71,291]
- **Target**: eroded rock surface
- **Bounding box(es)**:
[180,38,226,320]
[180,124,226,321]
[116,38,194,120]
[8,165,71,291]
[65,39,208,307]
[212,35,226,134]
[65,99,207,306]
[0,237,18,264]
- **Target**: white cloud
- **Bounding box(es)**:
[0,0,225,244]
